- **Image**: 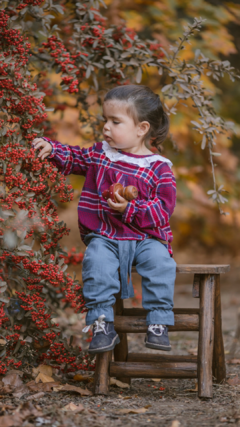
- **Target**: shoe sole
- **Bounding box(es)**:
[145,340,171,351]
[88,334,120,354]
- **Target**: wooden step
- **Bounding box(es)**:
[110,361,198,379]
[132,264,230,274]
[114,313,199,333]
[127,353,197,363]
[122,307,200,316]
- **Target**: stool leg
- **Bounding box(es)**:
[212,274,226,382]
[198,274,215,398]
[94,350,112,395]
[114,294,131,385]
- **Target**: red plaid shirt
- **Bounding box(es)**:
[44,138,176,256]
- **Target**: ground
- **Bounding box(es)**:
[1,269,240,427]
[1,202,240,426]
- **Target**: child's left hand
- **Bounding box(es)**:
[107,192,129,213]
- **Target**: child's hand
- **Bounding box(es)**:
[107,192,129,214]
[32,137,52,160]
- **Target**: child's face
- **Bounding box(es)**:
[102,100,149,152]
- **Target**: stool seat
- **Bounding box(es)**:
[93,264,230,398]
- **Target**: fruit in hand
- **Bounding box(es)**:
[102,183,138,202]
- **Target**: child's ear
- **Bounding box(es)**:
[138,121,150,137]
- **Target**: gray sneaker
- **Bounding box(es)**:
[145,324,171,351]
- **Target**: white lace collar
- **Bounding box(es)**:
[102,140,172,168]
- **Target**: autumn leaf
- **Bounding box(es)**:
[53,384,92,396]
[62,402,84,412]
[110,378,130,388]
[32,364,53,378]
[118,407,148,414]
[35,373,55,383]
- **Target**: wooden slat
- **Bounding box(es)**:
[110,361,197,379]
[113,295,130,385]
[212,275,226,383]
[94,351,112,395]
[128,353,197,363]
[176,265,230,274]
[192,274,201,298]
[132,264,230,274]
[122,307,200,316]
[198,274,215,398]
[114,313,199,333]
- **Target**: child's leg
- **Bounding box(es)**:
[82,235,120,325]
[82,235,121,353]
[134,239,176,350]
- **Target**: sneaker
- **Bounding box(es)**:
[145,324,171,351]
[83,315,120,354]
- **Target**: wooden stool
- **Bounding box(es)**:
[93,264,230,398]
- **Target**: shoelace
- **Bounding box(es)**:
[82,314,106,335]
[148,324,165,336]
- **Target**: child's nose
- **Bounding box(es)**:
[103,122,110,130]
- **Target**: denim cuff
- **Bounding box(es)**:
[146,309,174,326]
[85,306,114,325]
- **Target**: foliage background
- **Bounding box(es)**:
[52,0,240,265]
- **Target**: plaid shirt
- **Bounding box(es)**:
[44,138,176,256]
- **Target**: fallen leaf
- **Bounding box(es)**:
[62,402,84,412]
[118,407,148,414]
[145,405,152,409]
[228,359,240,365]
[12,385,29,399]
[0,412,24,427]
[227,375,240,386]
[151,378,161,382]
[0,385,14,395]
[0,402,43,427]
[32,364,53,378]
[122,396,132,400]
[2,373,23,388]
[26,380,60,393]
[110,378,130,388]
[187,347,198,356]
[53,383,92,396]
[25,392,45,400]
[171,421,180,427]
[73,374,93,383]
[185,381,198,392]
[14,402,43,420]
[35,372,54,383]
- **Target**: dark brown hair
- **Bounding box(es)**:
[104,84,169,152]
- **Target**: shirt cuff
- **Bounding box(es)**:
[122,200,138,224]
[42,137,56,159]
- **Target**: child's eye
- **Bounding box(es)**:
[113,121,120,124]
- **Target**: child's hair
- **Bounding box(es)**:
[104,84,169,152]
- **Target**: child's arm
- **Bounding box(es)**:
[32,137,96,176]
[121,164,176,229]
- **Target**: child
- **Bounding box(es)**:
[32,84,177,354]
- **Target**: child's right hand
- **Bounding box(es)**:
[32,138,52,160]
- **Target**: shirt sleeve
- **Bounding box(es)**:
[121,163,176,229]
[42,137,96,177]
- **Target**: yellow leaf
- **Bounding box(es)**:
[62,402,84,412]
[35,373,54,383]
[32,364,53,378]
[110,378,130,388]
[118,407,148,414]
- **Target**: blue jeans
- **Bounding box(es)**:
[82,233,176,326]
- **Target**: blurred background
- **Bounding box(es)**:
[41,0,240,353]
[46,0,240,268]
